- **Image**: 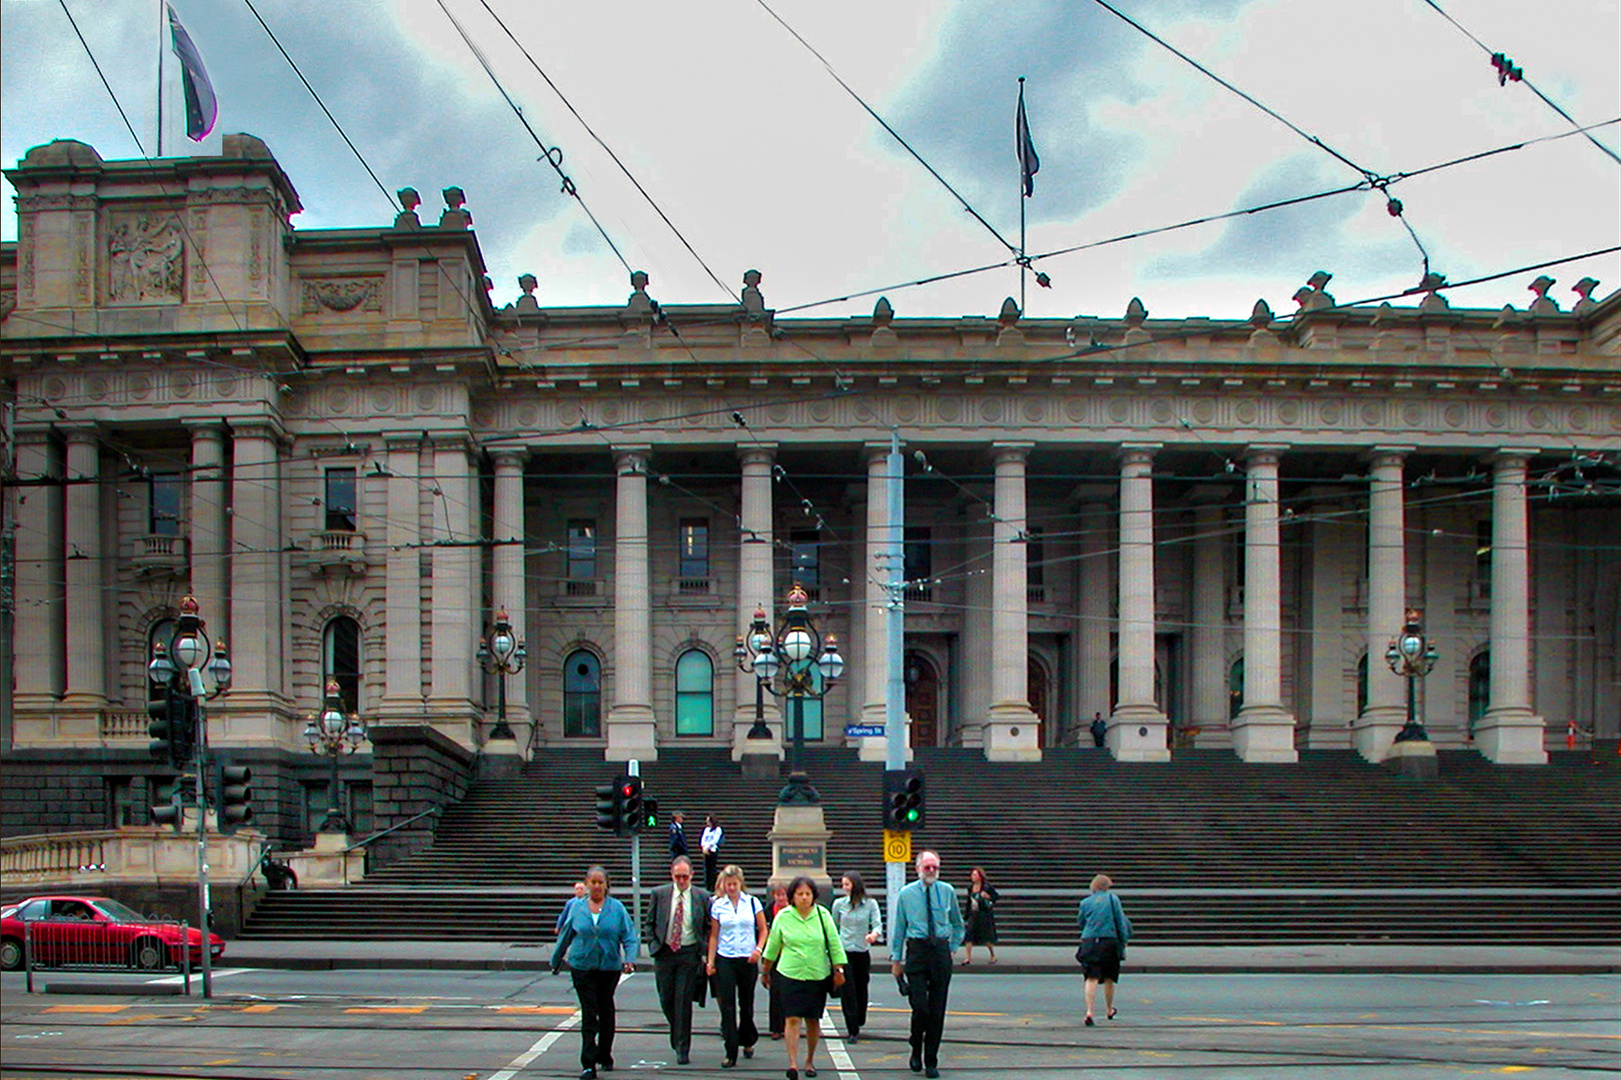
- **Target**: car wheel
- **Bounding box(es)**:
[131,937,168,972]
[0,937,23,971]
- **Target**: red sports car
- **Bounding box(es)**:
[0,895,225,972]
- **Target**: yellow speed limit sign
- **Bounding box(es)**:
[883,830,912,864]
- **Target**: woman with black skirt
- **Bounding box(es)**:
[761,876,847,1080]
[962,866,999,965]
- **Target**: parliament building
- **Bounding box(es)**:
[2,135,1618,846]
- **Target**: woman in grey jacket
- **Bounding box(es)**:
[830,870,883,1042]
[1076,873,1132,1026]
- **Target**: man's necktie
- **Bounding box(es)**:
[924,882,937,939]
[669,890,685,951]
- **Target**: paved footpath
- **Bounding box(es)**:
[222,939,1621,974]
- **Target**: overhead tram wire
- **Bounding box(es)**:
[753,0,1021,259]
[470,0,738,303]
[770,118,1618,318]
[1417,0,1621,169]
[431,0,630,276]
[1088,0,1450,275]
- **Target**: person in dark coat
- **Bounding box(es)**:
[645,856,710,1065]
[668,811,689,860]
[962,866,999,965]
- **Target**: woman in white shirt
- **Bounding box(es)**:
[830,869,883,1042]
[700,815,724,893]
[705,863,768,1068]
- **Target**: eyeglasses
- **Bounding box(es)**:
[673,872,692,880]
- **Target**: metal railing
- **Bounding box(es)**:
[20,917,195,994]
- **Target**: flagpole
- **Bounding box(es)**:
[1018,77,1027,312]
[155,0,164,157]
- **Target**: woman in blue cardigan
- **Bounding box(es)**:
[556,865,639,1079]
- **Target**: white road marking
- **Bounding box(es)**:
[144,967,251,985]
[820,1009,861,1079]
[487,971,632,1079]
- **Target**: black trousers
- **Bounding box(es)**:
[768,962,785,1035]
[571,968,622,1070]
[713,954,760,1060]
[703,852,720,894]
[654,944,703,1054]
[839,950,872,1035]
[904,937,953,1067]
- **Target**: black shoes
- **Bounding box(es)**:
[926,1068,941,1078]
[910,1053,923,1073]
[722,1058,737,1069]
[743,1046,755,1058]
[580,1070,596,1080]
[676,1053,690,1065]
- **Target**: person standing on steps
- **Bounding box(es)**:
[646,856,710,1065]
[1077,872,1133,1026]
[1091,712,1108,748]
[700,813,724,892]
[961,867,999,965]
[669,811,689,862]
[891,850,965,1079]
[706,864,768,1068]
[761,875,846,1080]
[553,865,637,1080]
[831,870,883,1042]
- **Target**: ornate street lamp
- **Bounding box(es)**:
[1385,608,1439,744]
[476,607,527,741]
[733,607,775,741]
[739,583,844,805]
[303,678,367,833]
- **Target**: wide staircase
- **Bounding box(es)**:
[241,746,1621,947]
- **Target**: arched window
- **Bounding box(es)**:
[323,616,362,714]
[1356,653,1369,717]
[1229,657,1244,720]
[564,650,602,738]
[1468,651,1490,738]
[674,650,714,736]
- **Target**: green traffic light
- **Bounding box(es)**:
[904,808,919,822]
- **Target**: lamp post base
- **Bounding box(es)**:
[1382,735,1439,779]
[317,809,351,834]
[776,770,820,806]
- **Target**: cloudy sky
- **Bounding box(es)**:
[2,0,1617,321]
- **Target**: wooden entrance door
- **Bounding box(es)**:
[905,654,940,748]
[1029,657,1049,748]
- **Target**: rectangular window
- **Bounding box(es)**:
[1475,520,1492,597]
[1027,526,1045,586]
[107,777,137,828]
[904,527,932,597]
[567,519,597,580]
[324,468,357,532]
[149,474,183,536]
[679,518,709,579]
[790,529,821,594]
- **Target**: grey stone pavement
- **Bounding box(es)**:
[221,939,1621,974]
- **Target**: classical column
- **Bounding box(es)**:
[1110,444,1169,761]
[427,438,478,741]
[62,428,106,716]
[857,443,905,760]
[12,430,61,714]
[228,421,287,713]
[378,436,423,719]
[1478,449,1547,763]
[985,443,1040,760]
[1189,495,1229,746]
[1074,490,1113,739]
[607,445,657,761]
[1354,448,1412,761]
[734,443,783,761]
[1232,444,1298,762]
[186,423,229,627]
[490,449,531,739]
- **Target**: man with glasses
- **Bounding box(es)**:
[647,856,709,1064]
[890,850,965,1078]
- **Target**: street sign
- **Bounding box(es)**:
[883,829,912,864]
[845,724,885,738]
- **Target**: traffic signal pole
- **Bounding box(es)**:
[884,433,908,931]
[627,758,643,957]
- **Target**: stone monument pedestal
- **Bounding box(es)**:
[767,796,832,891]
[1382,737,1439,780]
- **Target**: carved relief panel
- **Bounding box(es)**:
[106,212,184,304]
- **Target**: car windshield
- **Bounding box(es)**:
[90,899,150,922]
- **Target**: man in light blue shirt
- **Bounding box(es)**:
[889,850,964,1078]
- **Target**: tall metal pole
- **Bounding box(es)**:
[191,687,212,998]
[155,0,164,157]
[1,398,15,754]
[628,758,643,958]
[884,432,907,924]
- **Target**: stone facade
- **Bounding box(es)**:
[2,137,1619,846]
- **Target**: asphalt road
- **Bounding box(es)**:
[2,967,1616,1078]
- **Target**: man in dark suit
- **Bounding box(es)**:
[645,855,709,1065]
[668,811,688,860]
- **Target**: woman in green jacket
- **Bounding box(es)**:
[761,876,847,1080]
